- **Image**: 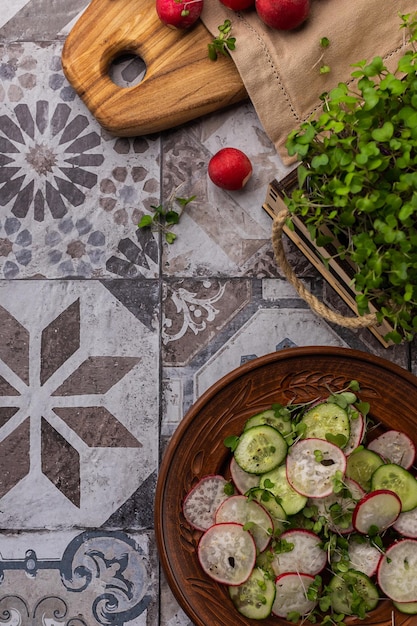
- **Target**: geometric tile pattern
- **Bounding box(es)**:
[0,0,414,623]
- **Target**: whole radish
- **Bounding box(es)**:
[219,0,255,10]
[255,0,310,30]
[156,0,204,29]
[208,147,253,191]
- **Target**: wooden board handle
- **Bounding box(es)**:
[62,0,247,136]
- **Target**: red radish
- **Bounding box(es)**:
[313,477,365,534]
[368,429,416,469]
[352,489,401,535]
[272,572,318,618]
[215,494,273,552]
[208,147,253,191]
[229,456,260,494]
[347,537,382,577]
[182,474,230,531]
[219,0,255,9]
[271,528,327,576]
[156,0,203,29]
[197,522,256,585]
[343,410,365,456]
[393,507,417,538]
[286,438,347,498]
[255,0,309,31]
[377,539,417,603]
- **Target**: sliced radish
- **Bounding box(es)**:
[343,410,365,456]
[393,507,417,538]
[347,537,382,577]
[313,477,365,534]
[198,522,256,585]
[377,539,417,602]
[272,572,318,618]
[368,430,416,469]
[286,438,347,498]
[183,475,230,531]
[230,456,260,495]
[352,489,402,535]
[271,529,327,577]
[215,495,273,552]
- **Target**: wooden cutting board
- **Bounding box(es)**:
[61,0,247,136]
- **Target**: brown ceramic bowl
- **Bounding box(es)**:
[155,346,417,626]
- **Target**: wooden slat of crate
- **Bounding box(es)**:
[263,174,394,348]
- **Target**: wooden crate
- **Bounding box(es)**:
[263,173,394,347]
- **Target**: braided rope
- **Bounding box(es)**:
[271,205,378,329]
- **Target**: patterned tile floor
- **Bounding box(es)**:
[0,1,416,625]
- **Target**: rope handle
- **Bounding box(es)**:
[271,205,378,330]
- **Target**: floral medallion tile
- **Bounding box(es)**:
[0,42,160,279]
[0,279,159,529]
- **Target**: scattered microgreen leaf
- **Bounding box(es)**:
[208,19,236,60]
[138,191,196,243]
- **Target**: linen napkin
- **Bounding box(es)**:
[201,0,416,164]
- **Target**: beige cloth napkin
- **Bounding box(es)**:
[201,0,416,165]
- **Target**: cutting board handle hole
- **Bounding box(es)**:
[108,52,146,88]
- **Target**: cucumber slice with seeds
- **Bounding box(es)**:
[300,401,350,446]
[229,566,276,619]
[371,463,417,512]
[234,425,288,475]
[345,448,384,492]
[244,409,292,437]
[260,464,307,516]
[328,569,379,615]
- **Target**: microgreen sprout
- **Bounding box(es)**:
[208,19,236,60]
[138,187,196,243]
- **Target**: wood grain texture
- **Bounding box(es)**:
[61,0,247,136]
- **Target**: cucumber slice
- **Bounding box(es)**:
[229,566,276,619]
[328,569,379,615]
[352,489,402,535]
[345,447,384,492]
[371,463,417,512]
[286,438,347,498]
[300,401,350,446]
[377,539,417,602]
[215,495,273,552]
[234,425,288,475]
[230,456,260,495]
[244,409,292,437]
[368,429,416,469]
[248,488,288,534]
[260,464,307,516]
[271,529,327,576]
[272,572,318,618]
[393,600,417,614]
[183,474,230,531]
[197,522,256,585]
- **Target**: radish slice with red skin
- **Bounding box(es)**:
[271,528,327,576]
[215,494,273,552]
[347,536,382,577]
[229,456,260,495]
[393,507,417,538]
[343,410,365,456]
[197,522,256,585]
[368,430,416,469]
[313,477,365,534]
[272,572,319,618]
[377,539,417,603]
[352,489,401,535]
[286,438,347,498]
[183,474,230,531]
